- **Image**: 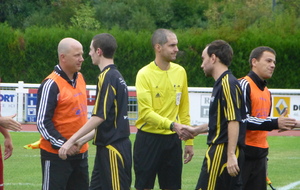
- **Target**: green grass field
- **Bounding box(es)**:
[3,132,300,190]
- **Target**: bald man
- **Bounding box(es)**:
[36,38,89,190]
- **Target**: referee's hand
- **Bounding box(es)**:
[172,123,194,141]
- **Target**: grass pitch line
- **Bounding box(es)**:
[278,181,300,190]
[6,183,41,186]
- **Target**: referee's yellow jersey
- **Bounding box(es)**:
[135,61,193,145]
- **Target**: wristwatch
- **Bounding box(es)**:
[170,122,175,131]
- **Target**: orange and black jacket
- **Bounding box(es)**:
[36,65,88,160]
[239,71,279,159]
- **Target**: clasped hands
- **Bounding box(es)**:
[58,142,81,160]
[172,123,207,141]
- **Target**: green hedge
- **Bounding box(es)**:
[0,23,299,89]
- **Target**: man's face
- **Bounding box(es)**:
[63,43,84,73]
[201,47,214,77]
[159,33,179,62]
[252,51,276,80]
[89,40,99,65]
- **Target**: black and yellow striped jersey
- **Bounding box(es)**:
[207,70,246,146]
[92,64,130,146]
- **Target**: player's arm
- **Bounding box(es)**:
[0,127,13,160]
[135,71,173,129]
[225,79,243,176]
[36,80,67,149]
[0,114,22,131]
[75,130,95,147]
[178,71,195,142]
[227,120,240,177]
[59,116,104,160]
[178,70,195,163]
[190,123,209,135]
[295,120,300,128]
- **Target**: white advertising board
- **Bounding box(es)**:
[189,92,210,125]
[271,95,300,120]
[0,91,18,117]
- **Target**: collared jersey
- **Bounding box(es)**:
[135,61,192,144]
[207,70,246,146]
[92,64,130,146]
[37,65,88,156]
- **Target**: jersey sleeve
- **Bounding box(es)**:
[136,70,173,130]
[36,79,67,149]
[222,76,243,122]
[178,70,193,145]
[178,70,190,126]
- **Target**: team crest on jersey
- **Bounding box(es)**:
[119,77,128,93]
[119,77,127,87]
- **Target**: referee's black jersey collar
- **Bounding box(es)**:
[101,64,117,73]
[55,64,78,87]
[247,71,267,91]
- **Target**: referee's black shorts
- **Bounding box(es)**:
[134,130,183,189]
[196,143,244,190]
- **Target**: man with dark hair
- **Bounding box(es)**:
[189,40,246,190]
[133,28,194,190]
[59,33,132,190]
[239,46,296,190]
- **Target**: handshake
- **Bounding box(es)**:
[277,109,300,132]
[171,116,300,141]
[171,122,209,141]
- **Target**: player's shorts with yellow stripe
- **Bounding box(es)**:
[90,138,132,190]
[195,143,244,190]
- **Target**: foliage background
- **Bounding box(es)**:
[0,0,300,88]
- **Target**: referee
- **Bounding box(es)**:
[133,29,194,190]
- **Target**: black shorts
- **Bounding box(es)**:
[242,156,267,190]
[196,144,244,190]
[89,138,132,190]
[41,157,89,190]
[134,130,183,189]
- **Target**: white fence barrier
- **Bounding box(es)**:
[1,81,300,125]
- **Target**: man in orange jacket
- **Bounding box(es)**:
[36,38,89,190]
[239,46,296,190]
